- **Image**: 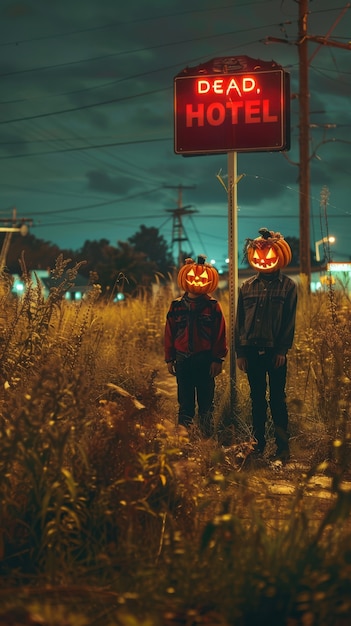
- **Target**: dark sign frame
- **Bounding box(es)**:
[174,56,290,156]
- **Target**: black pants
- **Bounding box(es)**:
[176,351,215,436]
[246,348,289,452]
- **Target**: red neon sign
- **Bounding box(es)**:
[174,58,290,155]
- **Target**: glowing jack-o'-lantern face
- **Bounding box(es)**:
[186,266,210,288]
[177,255,219,294]
[246,228,292,274]
[251,244,280,271]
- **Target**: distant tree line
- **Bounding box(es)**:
[1,227,318,296]
[1,225,175,296]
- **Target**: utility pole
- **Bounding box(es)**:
[0,208,32,270]
[266,1,351,286]
[164,184,197,268]
[298,0,311,283]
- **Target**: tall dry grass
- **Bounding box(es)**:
[0,260,351,625]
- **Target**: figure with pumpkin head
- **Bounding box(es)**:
[235,228,297,462]
[164,255,228,437]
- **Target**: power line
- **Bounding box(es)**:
[1,1,350,260]
[0,23,285,80]
[0,1,276,49]
[266,0,351,283]
[0,87,170,126]
[30,187,164,217]
[0,136,172,159]
[31,212,351,230]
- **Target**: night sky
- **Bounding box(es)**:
[1,0,350,269]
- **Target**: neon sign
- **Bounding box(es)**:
[174,57,290,155]
[197,77,257,96]
[185,99,278,126]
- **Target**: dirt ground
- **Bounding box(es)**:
[155,366,351,524]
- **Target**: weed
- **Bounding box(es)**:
[0,258,351,625]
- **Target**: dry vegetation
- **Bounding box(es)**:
[0,258,351,625]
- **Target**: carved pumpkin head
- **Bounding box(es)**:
[245,228,292,274]
[177,255,219,295]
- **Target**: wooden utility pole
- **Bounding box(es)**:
[298,0,311,283]
[266,1,351,286]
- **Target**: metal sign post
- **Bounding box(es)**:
[227,151,239,416]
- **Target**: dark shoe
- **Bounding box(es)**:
[178,415,193,429]
[252,443,265,456]
[274,428,290,452]
[271,447,290,463]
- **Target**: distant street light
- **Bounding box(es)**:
[0,224,28,235]
[0,215,30,270]
[315,236,336,262]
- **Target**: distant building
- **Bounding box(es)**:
[11,269,90,300]
[218,265,351,295]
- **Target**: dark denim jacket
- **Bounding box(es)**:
[235,272,297,357]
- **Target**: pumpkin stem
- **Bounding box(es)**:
[197,255,207,265]
[258,227,271,240]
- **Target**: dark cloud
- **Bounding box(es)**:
[86,170,136,194]
[0,0,350,265]
[2,3,34,18]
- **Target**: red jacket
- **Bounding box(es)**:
[164,293,228,363]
